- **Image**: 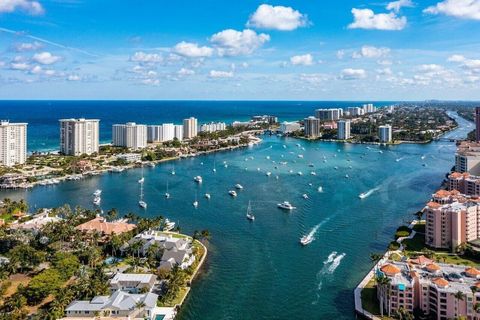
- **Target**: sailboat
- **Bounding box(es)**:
[138,169,147,209]
[138,166,145,184]
[171,163,176,175]
[165,181,170,199]
[213,160,217,173]
[246,201,255,221]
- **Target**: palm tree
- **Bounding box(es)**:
[376,275,391,317]
[370,253,383,263]
[451,290,466,317]
[106,208,118,221]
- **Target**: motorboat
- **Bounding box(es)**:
[277,201,296,210]
[93,197,101,206]
[205,193,211,200]
[194,176,203,183]
[300,234,314,246]
[310,171,316,176]
[139,200,147,209]
[138,177,145,184]
[229,190,237,197]
[163,219,175,231]
[317,186,323,193]
[246,201,255,221]
[193,200,199,208]
[302,194,309,199]
[165,192,170,199]
[93,189,102,197]
[266,172,272,176]
[235,184,243,190]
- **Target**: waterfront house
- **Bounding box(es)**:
[75,216,136,237]
[109,273,157,294]
[63,290,158,319]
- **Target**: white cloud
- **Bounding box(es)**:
[377,59,393,65]
[448,54,480,73]
[299,73,329,85]
[386,0,414,13]
[210,29,270,56]
[67,74,81,81]
[417,64,444,72]
[336,50,346,59]
[340,68,367,80]
[141,78,160,86]
[209,70,234,78]
[376,67,393,75]
[177,68,195,76]
[14,41,42,52]
[10,62,30,70]
[424,0,480,20]
[173,41,213,58]
[348,8,407,30]
[30,65,42,74]
[290,54,314,66]
[352,46,391,59]
[246,4,308,31]
[0,0,44,15]
[32,52,61,65]
[130,51,163,64]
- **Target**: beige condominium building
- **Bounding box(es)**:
[0,120,27,166]
[183,117,198,139]
[59,118,100,156]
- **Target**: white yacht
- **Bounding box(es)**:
[300,234,314,246]
[165,181,170,199]
[213,160,217,173]
[358,192,368,199]
[302,194,309,199]
[297,171,303,176]
[193,200,198,208]
[138,177,144,184]
[298,154,304,158]
[229,190,237,197]
[171,164,176,175]
[93,189,102,197]
[266,172,272,176]
[246,201,255,221]
[277,201,296,210]
[163,219,175,231]
[345,174,349,179]
[317,186,323,193]
[235,184,243,190]
[310,171,316,176]
[139,200,147,209]
[194,176,203,183]
[93,197,101,206]
[205,193,211,200]
[266,156,270,160]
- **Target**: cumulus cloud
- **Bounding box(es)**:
[424,0,480,20]
[209,70,234,78]
[348,8,407,30]
[376,67,393,75]
[386,0,414,13]
[246,4,308,31]
[10,62,30,70]
[130,51,163,64]
[448,54,480,73]
[340,68,367,80]
[177,68,195,76]
[352,46,391,59]
[336,50,346,59]
[210,29,270,56]
[141,78,160,86]
[67,74,82,81]
[32,52,61,65]
[14,41,42,52]
[0,0,44,15]
[290,54,314,66]
[173,41,213,58]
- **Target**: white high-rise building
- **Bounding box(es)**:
[337,120,351,140]
[183,117,198,139]
[279,121,301,134]
[0,120,27,167]
[174,125,184,141]
[304,116,321,138]
[112,122,147,149]
[161,123,175,142]
[378,125,392,143]
[147,125,162,143]
[200,122,226,133]
[59,118,99,156]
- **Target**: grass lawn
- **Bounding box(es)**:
[389,252,403,262]
[413,222,425,233]
[434,254,480,267]
[403,233,426,252]
[157,287,189,307]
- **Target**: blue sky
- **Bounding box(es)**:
[0,0,480,100]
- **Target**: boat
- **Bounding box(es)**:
[139,200,147,209]
[194,176,203,183]
[93,189,102,197]
[345,174,349,178]
[205,193,211,199]
[246,201,255,221]
[302,194,309,199]
[334,166,338,170]
[298,154,304,158]
[165,181,170,199]
[193,192,199,207]
[171,164,176,175]
[277,201,296,210]
[297,171,303,176]
[138,177,145,184]
[266,156,270,160]
[213,160,217,172]
[310,171,316,176]
[163,219,175,231]
[110,167,124,173]
[283,145,287,148]
[317,186,323,193]
[358,192,368,199]
[300,234,314,246]
[235,184,243,190]
[93,197,101,206]
[224,164,228,168]
[308,163,314,167]
[229,190,237,197]
[266,172,272,176]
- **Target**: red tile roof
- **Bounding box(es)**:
[75,217,136,235]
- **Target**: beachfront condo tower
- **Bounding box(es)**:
[0,120,27,167]
[59,118,99,156]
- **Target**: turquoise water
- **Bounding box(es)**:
[0,112,471,319]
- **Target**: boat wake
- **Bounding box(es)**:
[395,156,405,162]
[358,186,380,199]
[312,252,346,304]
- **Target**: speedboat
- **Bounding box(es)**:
[165,192,170,199]
[266,172,272,176]
[139,200,147,209]
[193,200,198,208]
[345,174,349,179]
[93,197,101,206]
[138,177,145,184]
[194,176,203,183]
[277,201,296,210]
[298,154,304,158]
[93,189,102,197]
[310,171,316,176]
[266,156,270,160]
[205,193,211,199]
[229,190,237,197]
[297,171,303,176]
[171,170,176,175]
[300,234,314,246]
[308,163,314,167]
[235,184,243,190]
[358,192,368,199]
[302,194,309,199]
[317,186,323,193]
[246,201,255,221]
